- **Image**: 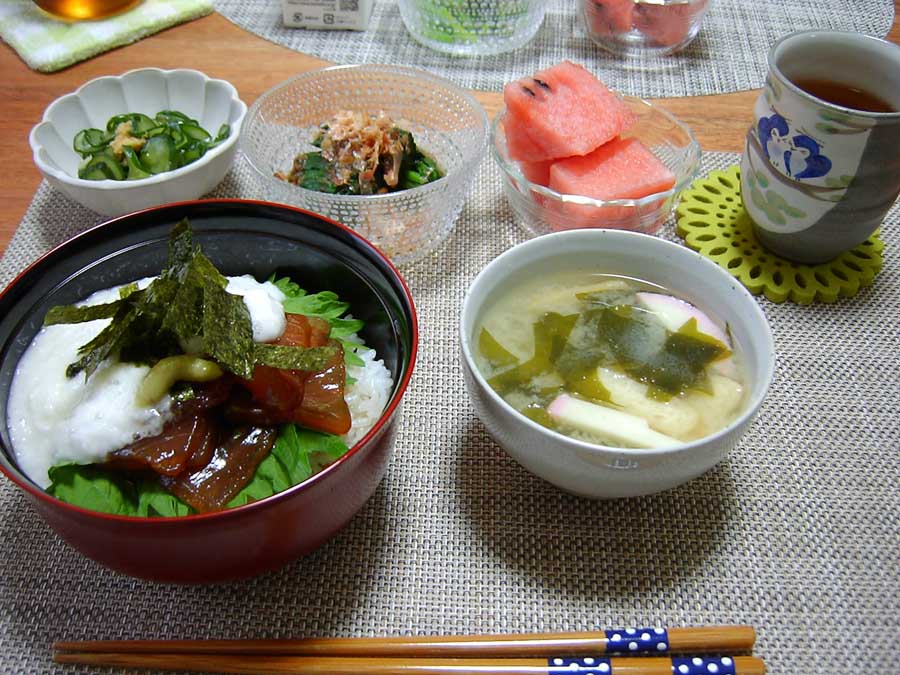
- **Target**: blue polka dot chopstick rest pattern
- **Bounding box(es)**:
[603,627,670,653]
[549,655,752,675]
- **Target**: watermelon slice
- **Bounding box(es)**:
[583,0,634,38]
[541,137,676,231]
[549,137,676,200]
[518,158,553,186]
[633,0,708,48]
[503,117,546,165]
[502,61,637,162]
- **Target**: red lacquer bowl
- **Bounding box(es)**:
[0,199,417,583]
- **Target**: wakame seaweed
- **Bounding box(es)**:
[46,219,335,380]
[484,293,729,404]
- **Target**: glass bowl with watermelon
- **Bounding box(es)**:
[580,0,712,57]
[491,61,701,236]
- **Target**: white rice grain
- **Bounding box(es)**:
[342,340,393,446]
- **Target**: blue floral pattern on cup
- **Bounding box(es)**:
[757,113,832,180]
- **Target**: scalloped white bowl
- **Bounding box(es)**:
[29,68,247,217]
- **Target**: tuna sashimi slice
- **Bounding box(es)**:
[502,61,637,162]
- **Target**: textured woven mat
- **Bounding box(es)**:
[212,0,895,98]
[1,152,899,674]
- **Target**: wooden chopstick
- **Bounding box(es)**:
[52,653,767,675]
[53,625,755,657]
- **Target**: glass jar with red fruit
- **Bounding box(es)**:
[580,0,711,57]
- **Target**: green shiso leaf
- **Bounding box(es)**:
[344,350,365,369]
[227,425,350,508]
[47,464,193,517]
[282,289,349,319]
[271,276,302,297]
[47,463,138,516]
[135,478,192,517]
[328,317,365,339]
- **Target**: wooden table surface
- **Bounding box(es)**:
[1,4,898,258]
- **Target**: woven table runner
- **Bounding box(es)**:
[213,0,895,98]
[1,152,899,674]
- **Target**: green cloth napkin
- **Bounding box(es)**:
[0,0,214,72]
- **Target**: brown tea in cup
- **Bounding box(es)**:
[792,78,896,114]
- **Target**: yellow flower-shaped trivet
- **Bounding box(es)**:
[675,166,884,304]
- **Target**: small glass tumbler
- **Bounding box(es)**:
[398,0,547,57]
[32,0,142,20]
[581,0,711,57]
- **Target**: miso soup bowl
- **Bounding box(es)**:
[0,200,417,583]
[459,230,774,499]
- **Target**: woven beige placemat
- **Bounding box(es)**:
[212,0,896,98]
[1,152,899,674]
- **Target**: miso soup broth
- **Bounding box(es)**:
[474,271,747,449]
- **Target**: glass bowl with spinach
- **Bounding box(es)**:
[276,111,443,195]
[241,65,490,265]
[74,110,230,181]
